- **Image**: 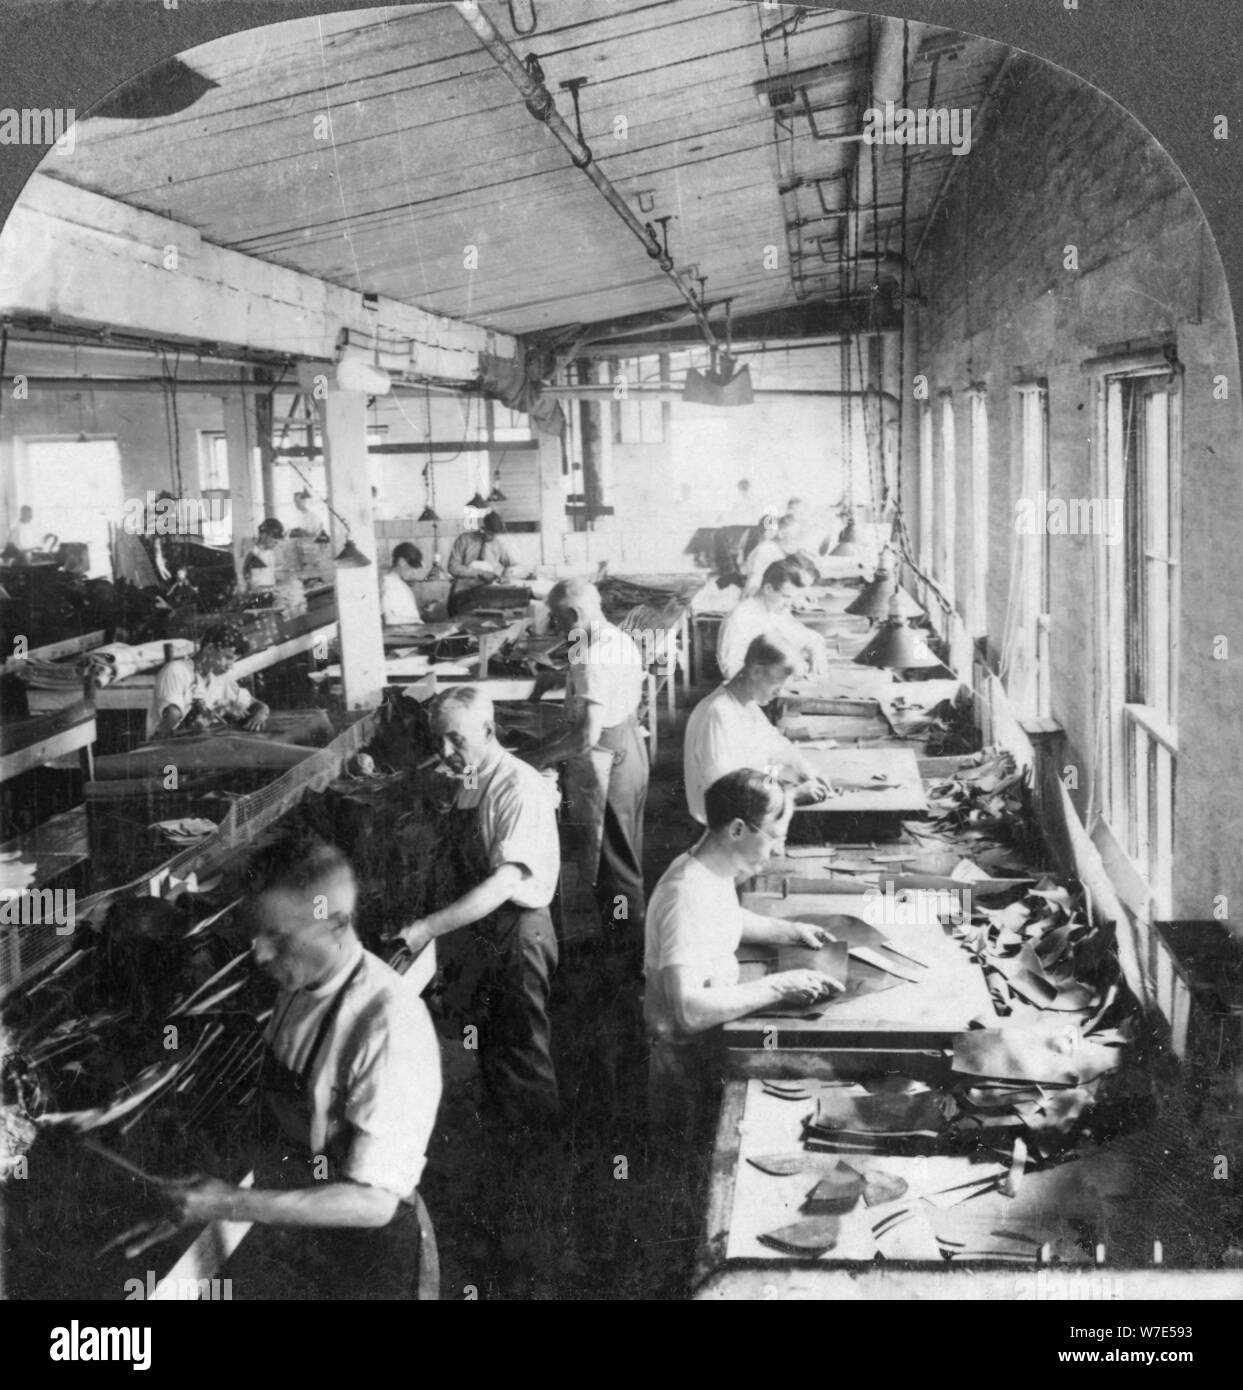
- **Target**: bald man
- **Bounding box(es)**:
[524,578,649,958]
[391,686,561,1128]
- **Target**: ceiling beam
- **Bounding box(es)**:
[0,174,518,383]
[548,298,901,355]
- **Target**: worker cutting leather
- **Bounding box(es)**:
[645,769,842,1134]
[684,632,833,826]
[147,623,269,739]
[447,509,519,616]
[113,837,443,1300]
[522,577,649,960]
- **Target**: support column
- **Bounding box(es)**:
[537,431,564,568]
[300,366,386,710]
[222,386,258,579]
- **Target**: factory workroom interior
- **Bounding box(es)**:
[1,2,1242,1306]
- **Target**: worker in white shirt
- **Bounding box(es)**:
[717,559,829,680]
[379,542,423,626]
[148,623,269,739]
[291,490,328,538]
[741,512,800,596]
[645,769,842,1132]
[391,687,561,1128]
[243,518,285,592]
[121,837,442,1300]
[786,496,831,559]
[7,505,40,555]
[523,577,648,958]
[684,631,832,825]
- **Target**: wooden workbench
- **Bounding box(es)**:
[722,890,994,1059]
[0,698,96,782]
[787,746,927,842]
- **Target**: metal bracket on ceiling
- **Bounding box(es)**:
[559,77,592,168]
[507,0,538,37]
[644,216,674,273]
[798,91,864,144]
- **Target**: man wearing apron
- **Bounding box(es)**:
[391,686,561,1131]
[126,838,442,1300]
[524,578,648,961]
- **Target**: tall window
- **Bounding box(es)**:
[1006,383,1050,716]
[612,355,666,444]
[918,402,934,571]
[938,393,957,602]
[1098,361,1180,916]
[968,387,990,636]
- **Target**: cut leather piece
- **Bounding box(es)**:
[838,963,904,1000]
[838,1159,910,1207]
[814,1087,951,1136]
[761,1082,816,1101]
[802,1165,866,1214]
[756,1216,841,1256]
[774,941,850,987]
[747,1153,817,1177]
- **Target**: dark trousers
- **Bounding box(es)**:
[223,1194,424,1301]
[596,715,649,941]
[444,902,560,1130]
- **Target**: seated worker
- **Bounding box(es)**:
[147,622,269,739]
[7,505,39,556]
[447,510,518,616]
[117,837,442,1300]
[684,632,832,825]
[645,769,842,1133]
[741,512,800,596]
[290,489,328,539]
[390,687,560,1130]
[786,496,831,559]
[380,541,423,626]
[522,576,648,958]
[243,517,285,592]
[717,559,829,680]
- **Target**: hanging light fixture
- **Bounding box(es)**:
[420,387,441,527]
[467,491,490,510]
[831,516,865,556]
[847,560,924,621]
[854,595,945,671]
[334,537,372,569]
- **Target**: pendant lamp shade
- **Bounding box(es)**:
[846,565,924,620]
[830,518,865,557]
[334,538,372,569]
[854,596,943,670]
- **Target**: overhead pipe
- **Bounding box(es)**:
[844,15,915,303]
[543,384,899,404]
[0,375,476,396]
[450,0,717,351]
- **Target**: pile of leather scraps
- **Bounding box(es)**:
[597,575,696,626]
[952,874,1120,1020]
[950,1016,1130,1145]
[923,747,1029,839]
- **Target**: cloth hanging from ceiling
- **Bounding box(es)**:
[477,351,565,438]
